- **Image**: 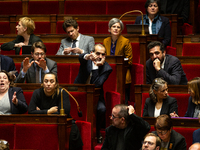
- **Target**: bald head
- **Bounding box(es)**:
[189,143,200,150]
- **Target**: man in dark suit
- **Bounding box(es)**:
[56,19,94,55]
[146,41,188,85]
[0,54,18,77]
[102,104,150,150]
[74,44,112,143]
[15,41,57,83]
[160,0,190,24]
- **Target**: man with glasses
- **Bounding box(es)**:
[74,44,112,143]
[15,41,57,83]
[142,133,161,150]
[102,104,150,149]
[146,41,187,85]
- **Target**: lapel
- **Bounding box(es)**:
[163,55,169,71]
[78,34,84,49]
[149,101,155,117]
[104,37,111,55]
[160,98,167,114]
[115,35,123,55]
[0,55,3,70]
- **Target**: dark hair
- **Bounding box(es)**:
[154,114,173,131]
[114,104,130,123]
[145,0,161,15]
[147,41,165,53]
[149,78,167,103]
[62,19,78,32]
[31,41,46,53]
[144,133,161,148]
[93,44,106,53]
[0,70,16,87]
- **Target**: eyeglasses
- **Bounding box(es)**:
[34,53,45,56]
[143,141,154,146]
[111,114,121,119]
[157,130,168,135]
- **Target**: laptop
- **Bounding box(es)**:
[22,45,32,55]
[126,24,149,34]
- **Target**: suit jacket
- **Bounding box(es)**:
[1,55,18,77]
[8,87,28,114]
[160,0,190,23]
[15,58,57,83]
[101,114,150,150]
[184,96,197,117]
[103,35,132,83]
[1,34,42,55]
[146,54,188,85]
[143,96,178,117]
[135,15,171,47]
[153,130,187,150]
[74,53,112,102]
[56,33,95,55]
[193,128,200,143]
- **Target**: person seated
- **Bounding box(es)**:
[146,41,188,85]
[185,77,200,118]
[101,104,150,150]
[0,70,28,114]
[152,114,187,150]
[135,0,171,47]
[15,41,57,83]
[0,139,9,150]
[56,19,95,55]
[1,17,42,55]
[28,72,70,116]
[142,133,161,150]
[189,143,200,150]
[143,78,178,117]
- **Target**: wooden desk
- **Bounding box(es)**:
[0,114,72,150]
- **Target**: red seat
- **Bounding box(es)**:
[0,2,22,15]
[34,22,51,34]
[182,64,200,81]
[28,1,59,14]
[45,43,60,55]
[0,22,10,34]
[182,43,200,56]
[57,63,71,84]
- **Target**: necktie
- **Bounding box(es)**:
[90,70,98,84]
[35,65,40,83]
[71,40,77,55]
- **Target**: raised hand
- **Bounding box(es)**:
[22,57,34,73]
[12,91,18,105]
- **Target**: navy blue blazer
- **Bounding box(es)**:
[146,54,188,85]
[74,53,112,103]
[1,55,18,77]
[135,15,171,47]
[184,96,197,117]
[143,96,178,117]
[193,128,200,143]
[8,87,28,114]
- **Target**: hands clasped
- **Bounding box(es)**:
[63,47,83,55]
[85,53,105,66]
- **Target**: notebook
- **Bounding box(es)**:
[22,45,32,55]
[126,24,149,34]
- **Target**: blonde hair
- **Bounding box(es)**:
[188,77,200,105]
[19,17,35,34]
[0,139,9,150]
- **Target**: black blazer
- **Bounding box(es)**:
[74,53,112,103]
[160,0,190,23]
[1,55,18,76]
[8,87,28,114]
[1,34,42,55]
[102,114,150,150]
[184,96,196,117]
[135,15,171,47]
[143,96,178,117]
[146,54,188,85]
[153,130,187,150]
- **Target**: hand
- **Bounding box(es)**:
[127,105,135,115]
[153,58,161,71]
[94,57,105,66]
[85,52,98,61]
[47,106,58,114]
[170,111,179,117]
[12,91,18,105]
[35,59,47,71]
[15,42,25,48]
[71,48,83,54]
[22,57,34,73]
[63,47,73,55]
[36,107,40,110]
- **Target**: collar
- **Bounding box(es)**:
[161,56,166,69]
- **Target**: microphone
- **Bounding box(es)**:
[60,88,82,117]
